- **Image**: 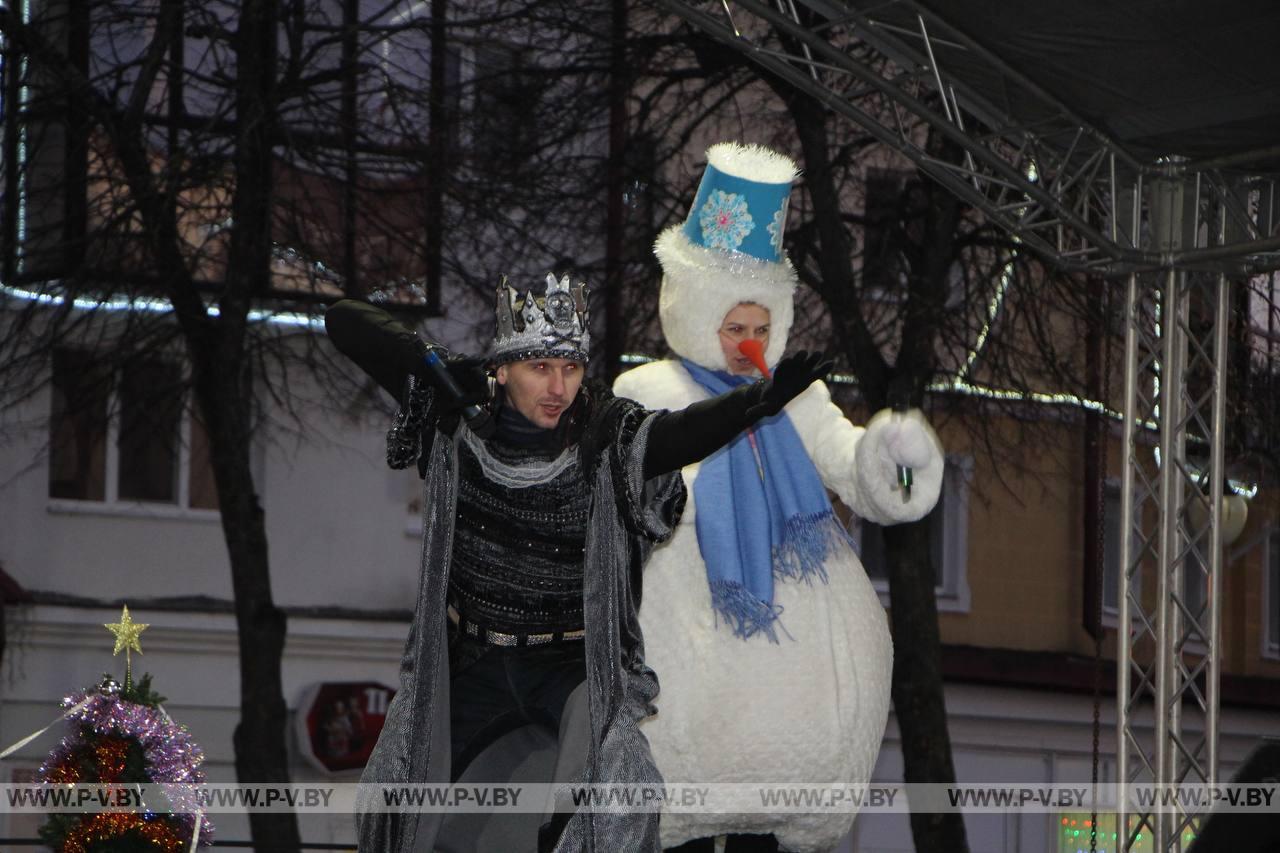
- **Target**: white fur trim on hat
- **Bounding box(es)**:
[705,142,799,184]
[656,226,796,371]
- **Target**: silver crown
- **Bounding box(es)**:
[491,273,590,365]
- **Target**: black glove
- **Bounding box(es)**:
[746,350,833,420]
[427,353,492,436]
[438,354,490,410]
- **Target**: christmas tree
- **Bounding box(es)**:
[37,606,214,852]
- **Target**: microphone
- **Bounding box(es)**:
[737,340,771,378]
[417,344,495,438]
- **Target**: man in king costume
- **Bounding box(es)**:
[615,142,946,851]
[325,273,833,852]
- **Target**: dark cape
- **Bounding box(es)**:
[356,384,686,853]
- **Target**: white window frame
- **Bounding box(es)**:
[47,354,220,522]
[850,454,972,613]
[1101,478,1147,628]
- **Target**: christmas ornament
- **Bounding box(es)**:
[26,607,214,852]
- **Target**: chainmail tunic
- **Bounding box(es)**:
[448,431,589,636]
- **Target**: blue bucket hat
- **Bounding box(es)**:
[656,142,799,371]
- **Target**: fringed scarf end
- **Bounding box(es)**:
[709,580,787,643]
[772,510,850,584]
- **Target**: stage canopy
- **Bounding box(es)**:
[662,0,1280,273]
[899,0,1280,167]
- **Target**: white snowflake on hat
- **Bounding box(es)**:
[767,199,789,254]
[698,190,755,250]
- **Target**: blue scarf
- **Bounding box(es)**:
[682,359,848,642]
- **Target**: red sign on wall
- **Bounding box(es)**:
[296,682,395,774]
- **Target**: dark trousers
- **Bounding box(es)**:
[448,635,586,782]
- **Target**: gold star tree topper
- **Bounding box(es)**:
[105,605,148,655]
[104,605,148,687]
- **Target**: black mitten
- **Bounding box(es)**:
[745,351,834,420]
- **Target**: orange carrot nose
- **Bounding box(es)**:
[737,340,771,377]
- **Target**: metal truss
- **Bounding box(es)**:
[1118,257,1228,849]
[654,4,1251,852]
[656,0,1280,276]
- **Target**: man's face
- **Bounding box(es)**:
[496,358,585,429]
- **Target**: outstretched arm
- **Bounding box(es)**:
[787,381,944,524]
[324,299,429,403]
[642,352,832,479]
[325,299,487,412]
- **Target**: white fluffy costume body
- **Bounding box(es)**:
[614,143,945,851]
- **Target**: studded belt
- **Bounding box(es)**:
[447,606,585,647]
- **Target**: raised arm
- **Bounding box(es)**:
[324,299,432,403]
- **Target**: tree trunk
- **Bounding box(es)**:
[787,95,889,405]
[194,366,299,853]
[783,87,971,853]
[222,2,300,851]
[883,520,970,853]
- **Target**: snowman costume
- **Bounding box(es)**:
[614,143,945,851]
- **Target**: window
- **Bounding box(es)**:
[49,349,110,501]
[1101,483,1211,641]
[1266,528,1279,659]
[1100,480,1151,623]
[468,43,542,171]
[48,349,218,513]
[851,456,971,611]
[1183,537,1210,647]
[117,358,183,502]
[1177,494,1215,650]
[2,1,91,281]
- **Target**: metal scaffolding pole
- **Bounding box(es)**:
[1117,178,1228,853]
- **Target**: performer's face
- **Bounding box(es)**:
[718,302,771,375]
[496,358,585,428]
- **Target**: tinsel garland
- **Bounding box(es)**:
[60,812,186,853]
[38,684,214,850]
[43,736,134,783]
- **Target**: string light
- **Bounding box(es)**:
[1,282,327,330]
